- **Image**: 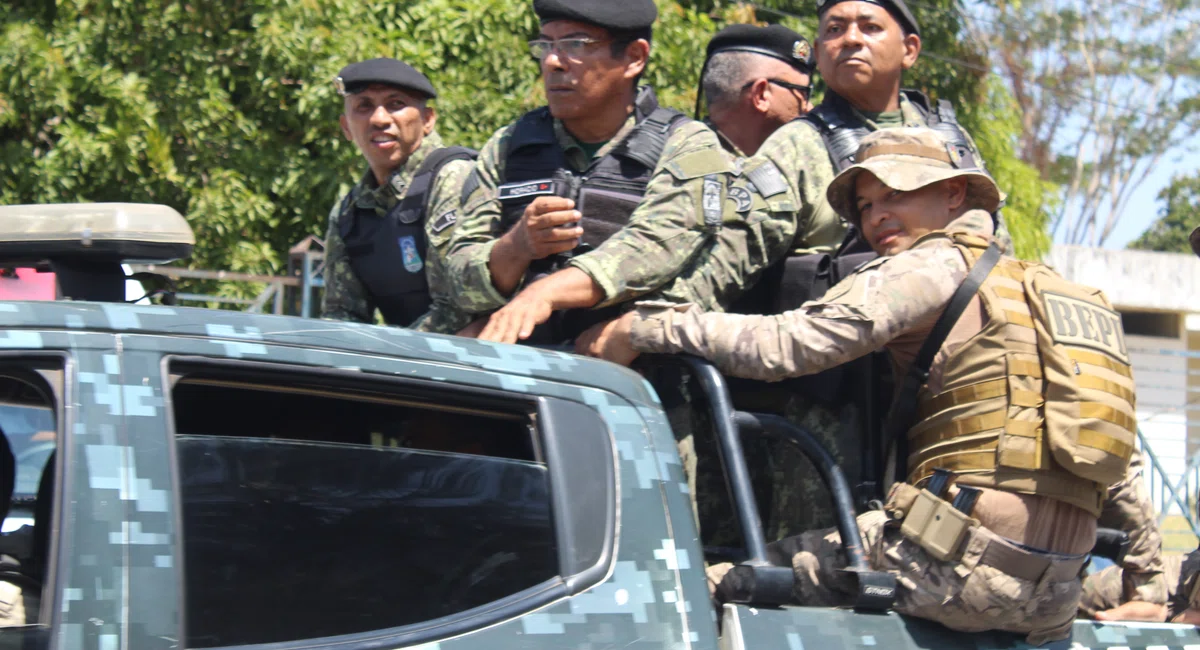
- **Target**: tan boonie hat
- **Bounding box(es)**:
[826,127,1006,224]
[1190,225,1200,258]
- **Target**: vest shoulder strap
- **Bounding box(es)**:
[335,190,357,240]
[613,105,690,170]
[502,108,556,160]
[800,103,869,174]
[394,146,479,224]
[900,89,935,121]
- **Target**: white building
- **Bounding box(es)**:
[1046,245,1200,548]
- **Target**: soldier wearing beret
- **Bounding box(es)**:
[320,57,477,333]
[699,23,816,159]
[446,0,741,344]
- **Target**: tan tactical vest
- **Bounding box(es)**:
[906,232,1137,517]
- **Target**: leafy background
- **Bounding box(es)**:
[1,0,1052,302]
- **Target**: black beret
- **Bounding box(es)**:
[533,0,657,31]
[816,0,920,36]
[705,24,813,73]
[335,58,437,99]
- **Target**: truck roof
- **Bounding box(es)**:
[0,298,661,407]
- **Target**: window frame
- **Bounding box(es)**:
[161,355,617,650]
[0,351,70,642]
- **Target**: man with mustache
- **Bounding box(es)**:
[321,57,476,334]
[698,24,816,160]
[448,0,831,344]
[585,128,1135,643]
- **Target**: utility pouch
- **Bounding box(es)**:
[899,489,978,561]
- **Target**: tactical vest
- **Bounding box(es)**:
[801,89,983,174]
[337,146,477,327]
[905,232,1136,516]
[496,86,688,260]
[495,87,689,342]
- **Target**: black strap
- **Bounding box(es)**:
[394,146,478,224]
[887,241,1003,483]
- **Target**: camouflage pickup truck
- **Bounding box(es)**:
[0,203,1197,650]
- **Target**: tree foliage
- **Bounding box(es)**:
[1128,172,1200,253]
[969,0,1200,247]
[1,0,1052,304]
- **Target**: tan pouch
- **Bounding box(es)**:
[1025,266,1136,486]
[900,489,979,561]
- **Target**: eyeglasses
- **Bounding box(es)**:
[742,78,812,101]
[528,37,611,61]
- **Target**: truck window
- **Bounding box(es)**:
[168,367,558,648]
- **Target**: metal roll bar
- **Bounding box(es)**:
[637,354,896,611]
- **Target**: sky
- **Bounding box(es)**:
[1090,151,1200,250]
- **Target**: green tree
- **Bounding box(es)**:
[1128,172,1200,254]
[1,0,1053,307]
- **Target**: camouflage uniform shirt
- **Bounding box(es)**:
[651,93,1007,310]
[321,131,474,334]
[447,108,738,312]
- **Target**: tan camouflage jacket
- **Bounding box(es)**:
[629,209,998,382]
[446,109,739,312]
[1096,447,1169,604]
[320,131,474,334]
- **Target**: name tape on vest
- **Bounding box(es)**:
[1043,291,1130,365]
[498,179,556,201]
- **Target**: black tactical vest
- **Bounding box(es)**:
[497,86,688,261]
[337,146,477,327]
[495,86,689,342]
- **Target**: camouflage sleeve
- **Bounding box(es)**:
[567,121,735,309]
[1097,447,1169,604]
[628,242,968,382]
[320,194,375,323]
[641,122,844,311]
[444,126,512,314]
[647,171,797,311]
[413,158,477,334]
[759,121,843,255]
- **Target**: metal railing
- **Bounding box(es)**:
[130,254,326,317]
[1139,429,1200,536]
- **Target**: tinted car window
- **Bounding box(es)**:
[170,374,558,648]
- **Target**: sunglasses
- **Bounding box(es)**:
[742,78,812,101]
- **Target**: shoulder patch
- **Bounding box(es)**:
[430,209,457,234]
[728,186,752,213]
[498,178,556,202]
[398,235,424,273]
[745,161,788,198]
[702,175,723,230]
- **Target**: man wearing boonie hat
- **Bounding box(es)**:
[697,23,817,159]
[598,0,1013,541]
[320,57,477,334]
[584,127,1131,643]
[446,0,739,345]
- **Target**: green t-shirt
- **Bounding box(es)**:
[578,139,608,160]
